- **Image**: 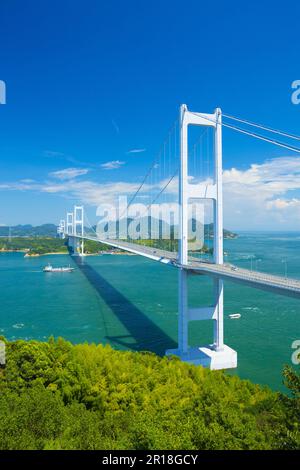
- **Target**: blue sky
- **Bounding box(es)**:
[0,0,300,229]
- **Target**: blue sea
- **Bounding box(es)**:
[0,232,299,392]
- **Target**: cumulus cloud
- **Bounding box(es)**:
[100,160,125,170]
[222,157,300,229]
[0,178,151,206]
[266,198,300,210]
[1,156,300,230]
[49,168,90,180]
[44,180,151,206]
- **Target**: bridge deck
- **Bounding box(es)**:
[70,234,300,300]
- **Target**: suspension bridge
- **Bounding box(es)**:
[57,104,300,370]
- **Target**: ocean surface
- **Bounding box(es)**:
[0,232,299,392]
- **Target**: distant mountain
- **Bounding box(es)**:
[204,223,238,239]
[87,219,237,239]
[0,224,58,237]
[0,221,237,239]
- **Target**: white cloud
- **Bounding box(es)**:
[20,179,36,183]
[49,168,90,180]
[266,198,300,210]
[100,160,125,170]
[41,180,151,206]
[126,148,146,154]
[111,119,120,134]
[222,157,300,230]
[1,156,300,230]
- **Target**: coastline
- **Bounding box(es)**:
[24,251,68,257]
[1,249,134,257]
[0,249,28,253]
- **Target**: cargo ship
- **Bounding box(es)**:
[43,264,74,273]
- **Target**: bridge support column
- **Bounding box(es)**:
[69,236,83,256]
[166,104,237,370]
[178,268,188,354]
[66,212,74,252]
[213,278,224,351]
[72,205,85,256]
[67,235,75,253]
[166,272,236,370]
[65,207,85,256]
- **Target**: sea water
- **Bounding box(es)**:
[0,232,299,391]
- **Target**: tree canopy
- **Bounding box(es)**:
[0,337,299,450]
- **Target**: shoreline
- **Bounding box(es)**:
[0,249,135,257]
[24,251,68,257]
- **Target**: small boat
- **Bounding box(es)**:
[229,313,241,319]
[43,263,74,273]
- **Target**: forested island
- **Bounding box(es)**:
[0,224,58,237]
[0,337,299,450]
[133,238,213,253]
[0,219,237,257]
[0,223,237,240]
[0,237,115,256]
[0,227,237,256]
[0,237,68,256]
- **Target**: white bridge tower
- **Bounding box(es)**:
[166,105,237,370]
[66,212,74,236]
[57,219,66,239]
[66,206,84,256]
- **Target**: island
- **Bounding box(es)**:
[0,224,238,256]
[0,237,116,257]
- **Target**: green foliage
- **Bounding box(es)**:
[0,224,58,237]
[0,236,121,256]
[283,365,300,399]
[279,365,300,449]
[0,237,68,255]
[133,238,212,253]
[0,337,299,450]
[83,239,114,254]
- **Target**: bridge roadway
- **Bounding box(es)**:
[70,234,300,300]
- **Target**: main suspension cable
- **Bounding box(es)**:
[223,113,300,142]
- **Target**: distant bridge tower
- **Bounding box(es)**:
[66,211,75,252]
[66,212,74,236]
[166,104,237,369]
[73,205,84,256]
[66,206,84,255]
[57,219,66,239]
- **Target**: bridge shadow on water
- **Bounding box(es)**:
[73,257,177,355]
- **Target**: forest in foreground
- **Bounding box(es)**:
[0,337,299,450]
